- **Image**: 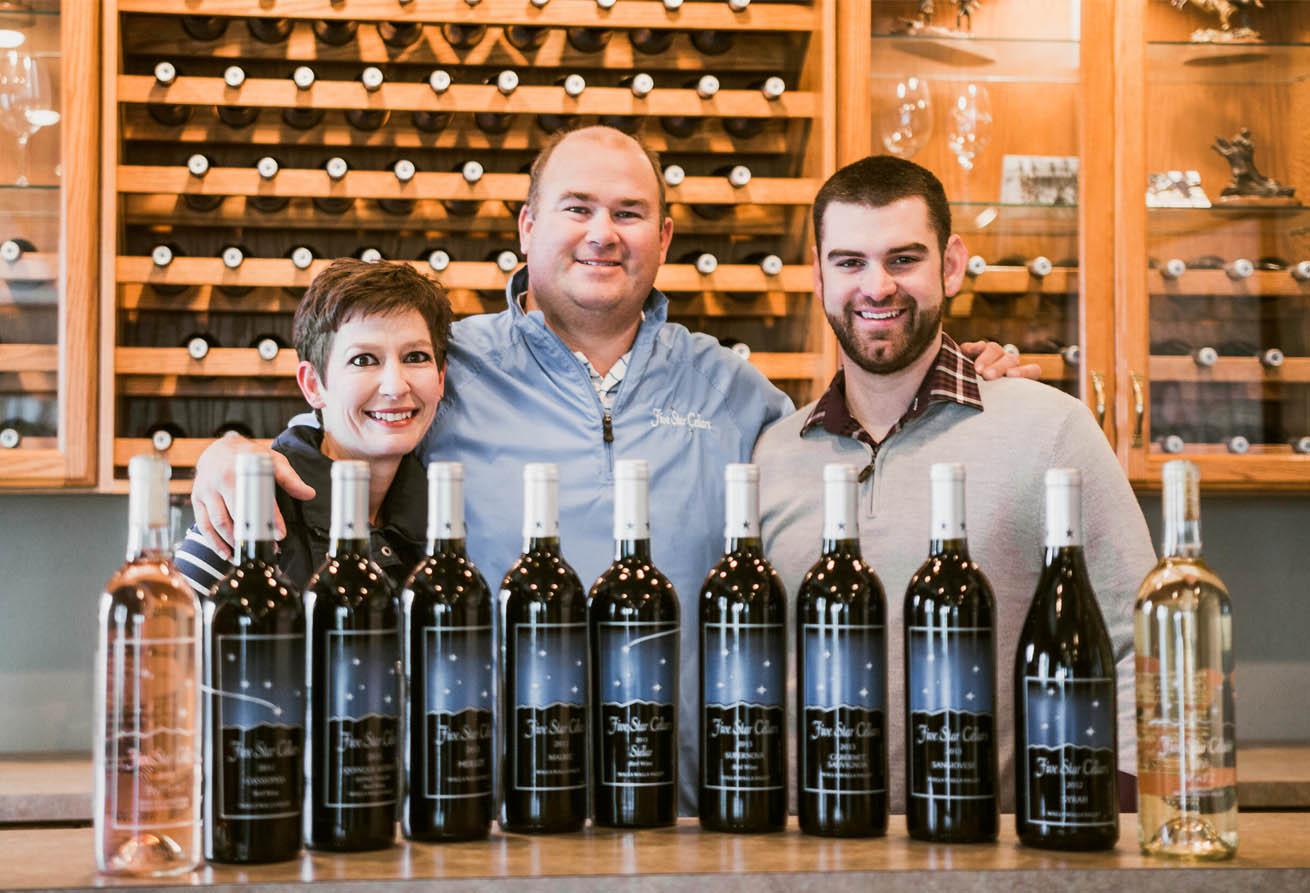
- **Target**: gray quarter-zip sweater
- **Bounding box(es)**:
[754,375,1155,813]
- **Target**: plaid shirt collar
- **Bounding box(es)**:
[802,333,983,447]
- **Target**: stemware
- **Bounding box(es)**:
[879,76,933,158]
[947,82,992,172]
[0,50,57,186]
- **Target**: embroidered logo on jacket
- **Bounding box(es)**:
[650,408,713,431]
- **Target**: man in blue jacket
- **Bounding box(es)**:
[190,126,1029,815]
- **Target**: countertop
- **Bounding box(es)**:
[1,815,1307,893]
[3,743,1307,825]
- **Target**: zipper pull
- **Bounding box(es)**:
[602,411,614,444]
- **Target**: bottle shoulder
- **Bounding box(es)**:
[403,553,493,606]
[904,550,996,611]
[699,552,786,613]
[588,556,680,617]
[798,550,885,603]
[1135,556,1232,607]
[304,553,398,610]
[101,557,199,619]
[499,551,587,609]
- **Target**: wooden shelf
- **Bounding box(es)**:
[120,107,794,154]
[116,346,300,378]
[122,19,804,73]
[116,0,822,32]
[118,76,818,119]
[0,370,57,395]
[962,266,1078,295]
[0,253,58,283]
[0,344,58,373]
[1150,268,1310,299]
[116,256,815,293]
[114,437,274,468]
[117,166,820,205]
[1149,356,1310,383]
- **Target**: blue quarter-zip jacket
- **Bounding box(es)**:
[422,269,795,813]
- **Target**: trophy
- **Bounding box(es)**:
[894,1,983,37]
[1212,129,1299,206]
[1171,0,1263,43]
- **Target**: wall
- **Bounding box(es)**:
[0,491,1304,753]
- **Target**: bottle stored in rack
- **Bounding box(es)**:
[630,27,674,55]
[215,66,258,129]
[567,27,612,53]
[347,67,391,132]
[314,157,355,215]
[217,244,254,297]
[379,20,424,49]
[148,62,191,127]
[149,242,189,297]
[377,158,418,216]
[445,161,485,218]
[180,15,227,42]
[599,74,655,134]
[249,156,290,214]
[538,75,586,134]
[690,164,750,220]
[722,77,786,139]
[441,23,486,49]
[662,76,718,138]
[474,71,519,135]
[247,16,293,44]
[283,66,325,130]
[413,71,453,133]
[313,19,358,47]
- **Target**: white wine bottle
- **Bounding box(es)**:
[1134,460,1237,860]
[94,455,202,876]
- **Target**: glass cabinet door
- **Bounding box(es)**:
[0,2,96,487]
[1123,0,1310,486]
[865,0,1114,431]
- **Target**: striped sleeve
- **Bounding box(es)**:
[174,525,233,598]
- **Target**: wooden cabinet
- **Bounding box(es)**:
[101,0,835,489]
[0,4,98,488]
[1115,1,1310,488]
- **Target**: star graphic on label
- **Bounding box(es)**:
[972,665,980,674]
[926,653,935,662]
[352,657,361,666]
[1092,700,1100,708]
[535,521,543,530]
[481,690,489,698]
[741,521,749,530]
[345,693,353,701]
[1040,722,1049,731]
[570,685,578,694]
[1085,726,1095,737]
[538,649,547,657]
[264,680,273,689]
[444,521,452,531]
[763,660,771,668]
[384,695,392,704]
[865,662,873,670]
[859,687,869,698]
[448,653,458,662]
[613,680,621,687]
[756,685,766,695]
[653,683,662,693]
[837,523,847,533]
[965,691,975,701]
[1066,529,1074,539]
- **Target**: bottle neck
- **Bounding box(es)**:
[725,536,763,555]
[126,524,172,562]
[1162,462,1203,559]
[821,476,859,542]
[1042,543,1085,569]
[821,537,863,557]
[616,538,652,561]
[1163,514,1203,558]
[427,537,468,557]
[525,535,562,555]
[328,536,371,557]
[236,538,277,564]
[928,537,970,558]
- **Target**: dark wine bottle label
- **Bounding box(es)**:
[1022,676,1117,828]
[598,621,677,788]
[702,621,784,792]
[802,623,886,795]
[324,630,400,808]
[421,625,493,800]
[907,625,995,801]
[513,622,586,792]
[216,633,305,820]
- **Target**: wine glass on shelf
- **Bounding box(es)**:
[0,50,57,187]
[947,81,992,172]
[878,76,933,159]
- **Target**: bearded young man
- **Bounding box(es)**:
[189,130,1032,816]
[754,154,1155,815]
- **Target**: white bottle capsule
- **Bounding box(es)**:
[728,0,751,11]
[629,73,655,98]
[1291,261,1310,282]
[0,240,22,263]
[186,154,210,177]
[427,249,451,272]
[1225,258,1254,280]
[461,160,484,183]
[325,156,348,181]
[393,159,416,183]
[696,75,720,99]
[760,76,785,100]
[694,252,718,275]
[1161,258,1187,280]
[1291,436,1310,455]
[662,164,685,187]
[758,254,783,276]
[255,337,281,361]
[966,255,987,276]
[256,156,279,180]
[361,66,385,92]
[1226,435,1250,455]
[496,70,519,94]
[290,246,314,270]
[1161,434,1185,454]
[1193,346,1218,368]
[186,336,211,361]
[428,70,452,94]
[663,0,683,9]
[223,65,245,89]
[1028,256,1053,278]
[359,248,383,264]
[151,245,174,267]
[1260,348,1285,369]
[562,74,586,97]
[494,250,519,273]
[154,61,177,85]
[221,246,244,269]
[726,165,751,188]
[292,66,315,90]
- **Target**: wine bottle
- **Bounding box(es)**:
[681,250,718,276]
[1160,258,1187,281]
[505,23,548,51]
[347,67,391,132]
[502,161,533,217]
[488,249,520,274]
[149,242,189,297]
[213,420,255,439]
[445,161,484,218]
[499,463,588,834]
[146,422,187,453]
[699,464,786,833]
[741,251,784,277]
[421,248,451,273]
[796,464,888,837]
[538,74,585,134]
[283,66,325,130]
[1135,460,1237,860]
[247,17,293,44]
[402,463,494,842]
[0,237,36,263]
[180,154,224,212]
[218,244,254,298]
[355,247,385,264]
[1292,260,1310,282]
[662,164,685,188]
[305,461,401,852]
[441,22,486,49]
[180,15,228,41]
[203,453,306,864]
[718,337,751,359]
[966,254,988,277]
[313,156,355,215]
[1216,340,1284,368]
[182,331,220,361]
[0,417,34,449]
[690,163,749,220]
[474,71,518,135]
[250,334,286,362]
[904,463,999,843]
[1290,434,1310,454]
[148,62,192,127]
[1224,258,1254,281]
[413,70,453,133]
[723,77,785,139]
[599,74,655,134]
[377,158,418,216]
[588,460,680,829]
[630,27,674,55]
[378,20,423,48]
[567,27,612,53]
[94,455,202,876]
[1014,469,1119,851]
[216,65,259,129]
[1159,432,1186,454]
[661,75,718,138]
[690,28,734,56]
[313,19,359,46]
[250,156,290,214]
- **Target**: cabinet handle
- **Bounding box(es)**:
[1090,370,1106,429]
[1130,372,1145,448]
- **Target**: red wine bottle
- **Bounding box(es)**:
[499,464,588,833]
[313,157,354,215]
[249,155,290,214]
[567,27,612,52]
[797,464,888,837]
[218,244,254,297]
[313,19,358,46]
[283,66,325,130]
[723,77,785,139]
[691,28,733,56]
[630,27,674,55]
[661,75,717,138]
[699,464,786,832]
[216,65,259,129]
[444,161,484,218]
[422,248,451,274]
[904,463,999,843]
[505,24,548,51]
[412,70,453,133]
[599,74,654,134]
[181,153,224,212]
[588,460,679,828]
[182,331,220,361]
[247,17,293,44]
[346,67,390,132]
[401,463,494,842]
[150,242,189,297]
[474,71,518,135]
[181,15,228,41]
[691,164,750,220]
[378,20,423,48]
[285,245,317,296]
[203,453,305,864]
[441,22,486,49]
[250,333,287,362]
[376,158,417,217]
[537,74,586,134]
